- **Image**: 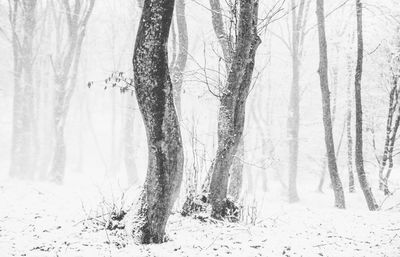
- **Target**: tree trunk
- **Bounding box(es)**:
[288,54,300,202]
[316,0,345,209]
[228,138,244,201]
[346,55,355,193]
[383,102,400,195]
[287,0,309,202]
[49,0,94,183]
[171,0,188,120]
[209,0,232,69]
[132,0,184,244]
[50,79,68,183]
[379,84,396,190]
[354,0,378,211]
[209,0,260,219]
[9,0,37,179]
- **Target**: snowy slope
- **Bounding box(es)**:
[0,178,399,257]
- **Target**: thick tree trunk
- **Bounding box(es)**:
[316,0,345,209]
[354,0,378,211]
[228,138,244,201]
[209,1,260,219]
[132,0,184,243]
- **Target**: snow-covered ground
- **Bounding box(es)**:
[0,177,399,257]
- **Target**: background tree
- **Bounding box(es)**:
[131,0,184,243]
[286,0,311,202]
[49,0,95,183]
[377,32,400,195]
[316,0,345,209]
[170,0,188,120]
[346,52,356,193]
[354,0,378,211]
[8,0,38,179]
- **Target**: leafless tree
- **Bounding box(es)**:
[354,0,378,211]
[378,32,400,195]
[48,0,95,183]
[131,0,184,243]
[287,0,311,202]
[208,0,261,219]
[8,0,38,179]
[316,0,346,209]
[170,0,188,119]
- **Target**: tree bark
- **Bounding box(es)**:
[354,0,378,211]
[228,138,244,201]
[209,0,261,219]
[132,0,184,243]
[316,0,345,209]
[171,0,188,120]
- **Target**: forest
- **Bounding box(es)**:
[0,0,400,256]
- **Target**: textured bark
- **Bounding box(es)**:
[132,0,184,243]
[209,0,261,219]
[317,46,339,192]
[205,0,248,205]
[354,0,378,211]
[228,138,244,201]
[171,0,188,119]
[9,0,37,179]
[316,0,345,209]
[49,0,95,183]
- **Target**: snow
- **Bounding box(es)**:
[0,177,399,257]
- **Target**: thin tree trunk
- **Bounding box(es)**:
[228,138,244,201]
[171,0,188,120]
[287,0,310,202]
[316,0,345,209]
[288,52,300,202]
[354,0,378,211]
[346,55,355,192]
[383,103,400,195]
[379,84,396,190]
[131,0,184,243]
